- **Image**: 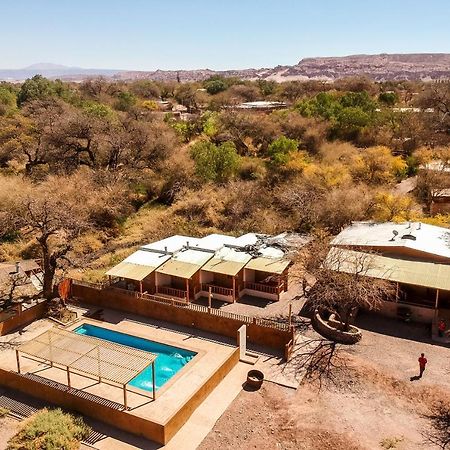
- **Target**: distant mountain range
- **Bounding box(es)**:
[0,63,119,81]
[1,54,449,83]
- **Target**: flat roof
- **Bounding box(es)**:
[325,247,450,291]
[245,257,291,274]
[332,221,450,261]
[201,246,252,276]
[141,235,200,254]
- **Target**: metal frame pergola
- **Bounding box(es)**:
[15,328,157,410]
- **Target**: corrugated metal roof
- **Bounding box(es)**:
[245,257,291,274]
[105,262,155,281]
[156,260,202,279]
[332,221,450,261]
[326,247,450,291]
[202,258,247,276]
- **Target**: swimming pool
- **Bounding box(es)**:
[74,323,196,392]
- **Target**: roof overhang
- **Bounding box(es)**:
[245,257,291,275]
[201,258,247,276]
[156,260,201,279]
[325,247,450,291]
[105,262,156,281]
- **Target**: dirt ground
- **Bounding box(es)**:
[0,417,20,449]
[200,312,450,450]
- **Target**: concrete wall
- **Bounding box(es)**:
[0,301,47,336]
[71,283,293,353]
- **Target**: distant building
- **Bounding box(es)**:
[327,221,450,323]
[234,101,287,111]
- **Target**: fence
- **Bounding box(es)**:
[0,300,48,336]
[70,280,294,358]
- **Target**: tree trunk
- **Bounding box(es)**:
[40,240,56,300]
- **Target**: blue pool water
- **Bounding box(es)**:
[74,323,196,392]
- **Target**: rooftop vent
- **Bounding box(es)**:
[401,234,416,241]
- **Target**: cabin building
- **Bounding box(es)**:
[328,221,450,323]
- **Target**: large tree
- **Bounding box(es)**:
[302,239,395,332]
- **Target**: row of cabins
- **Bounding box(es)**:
[327,221,450,323]
[105,233,292,303]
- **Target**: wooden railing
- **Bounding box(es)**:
[201,283,234,297]
[156,286,188,300]
[244,281,284,295]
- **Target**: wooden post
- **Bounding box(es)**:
[139,281,143,294]
[123,385,128,410]
[288,303,292,327]
[108,275,111,286]
[152,362,156,400]
[186,278,190,303]
[67,366,71,388]
[395,283,399,302]
[208,287,212,311]
[435,289,440,309]
[16,350,20,374]
[232,277,236,303]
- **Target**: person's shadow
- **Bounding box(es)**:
[410,375,421,381]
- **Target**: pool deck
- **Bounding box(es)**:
[0,309,240,444]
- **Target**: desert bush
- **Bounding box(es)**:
[7,408,91,450]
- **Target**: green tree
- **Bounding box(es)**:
[204,78,227,95]
[267,136,299,166]
[0,86,17,115]
[379,91,398,106]
[190,140,240,182]
[17,75,55,106]
[115,91,137,111]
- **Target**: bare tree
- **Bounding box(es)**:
[302,240,395,332]
[0,272,30,311]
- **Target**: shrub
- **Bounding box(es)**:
[190,140,240,182]
[7,408,91,450]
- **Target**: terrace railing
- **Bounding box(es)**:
[200,283,234,298]
[71,279,291,332]
[244,281,284,295]
[155,286,188,300]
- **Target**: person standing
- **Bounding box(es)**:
[418,353,427,378]
[438,319,446,338]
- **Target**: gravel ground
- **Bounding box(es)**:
[200,311,450,450]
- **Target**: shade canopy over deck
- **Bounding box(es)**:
[245,257,291,275]
[106,249,171,281]
[325,247,450,291]
[16,328,157,408]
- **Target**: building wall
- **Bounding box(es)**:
[71,283,293,352]
[376,300,435,323]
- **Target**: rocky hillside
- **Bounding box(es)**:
[2,54,449,82]
[115,53,450,82]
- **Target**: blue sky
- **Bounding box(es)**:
[1,0,449,70]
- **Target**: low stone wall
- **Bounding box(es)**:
[312,311,362,345]
[71,282,294,358]
[0,301,47,336]
[0,347,240,445]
